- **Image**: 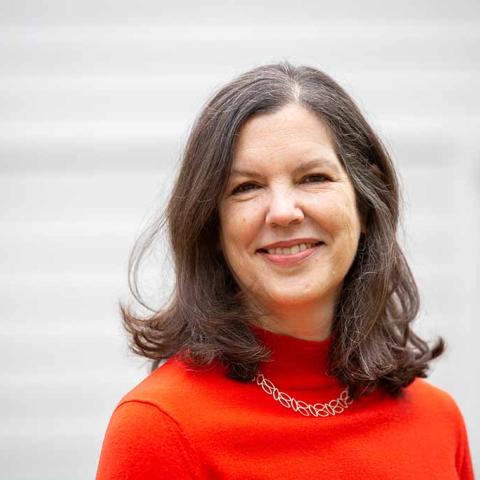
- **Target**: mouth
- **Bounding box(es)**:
[257,241,324,256]
[256,241,325,267]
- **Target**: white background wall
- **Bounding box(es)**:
[1,1,479,478]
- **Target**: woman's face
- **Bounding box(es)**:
[218,103,363,315]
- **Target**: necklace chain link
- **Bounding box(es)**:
[253,373,353,418]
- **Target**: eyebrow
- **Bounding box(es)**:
[230,158,342,178]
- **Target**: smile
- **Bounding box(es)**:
[264,242,319,255]
[257,242,324,266]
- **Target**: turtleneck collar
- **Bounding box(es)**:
[249,323,343,393]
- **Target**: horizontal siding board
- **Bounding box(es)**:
[0,276,123,326]
[1,331,134,373]
[0,218,464,273]
[1,434,100,480]
[0,172,170,221]
[0,229,135,273]
[0,271,172,322]
[1,23,480,76]
[0,372,145,419]
[1,1,480,23]
[1,122,478,172]
[1,72,479,123]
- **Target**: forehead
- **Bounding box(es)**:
[232,103,338,167]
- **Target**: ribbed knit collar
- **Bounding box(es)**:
[249,323,343,393]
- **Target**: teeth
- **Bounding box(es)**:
[266,242,317,255]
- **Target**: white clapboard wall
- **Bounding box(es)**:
[1,1,479,478]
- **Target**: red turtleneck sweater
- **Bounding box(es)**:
[96,327,474,479]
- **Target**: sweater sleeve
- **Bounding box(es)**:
[96,400,200,480]
[455,406,475,480]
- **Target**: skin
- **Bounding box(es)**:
[218,103,364,341]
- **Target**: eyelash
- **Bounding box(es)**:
[231,183,256,195]
[303,174,330,184]
[231,174,331,195]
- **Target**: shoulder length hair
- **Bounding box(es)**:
[121,62,444,400]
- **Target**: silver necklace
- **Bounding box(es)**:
[253,373,353,417]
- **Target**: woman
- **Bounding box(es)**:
[96,63,474,479]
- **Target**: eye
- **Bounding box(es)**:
[301,173,331,183]
[231,182,259,195]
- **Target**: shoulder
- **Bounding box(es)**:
[405,377,465,421]
[403,378,472,458]
[96,356,219,479]
[113,355,237,437]
[120,355,229,413]
[96,400,200,479]
[405,378,475,478]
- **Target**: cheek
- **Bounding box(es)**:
[220,201,264,251]
[219,226,244,274]
[219,206,262,287]
[313,194,361,241]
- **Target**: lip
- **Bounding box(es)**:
[257,242,325,267]
[258,238,323,250]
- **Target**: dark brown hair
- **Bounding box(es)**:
[121,62,444,400]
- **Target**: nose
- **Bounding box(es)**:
[265,187,304,227]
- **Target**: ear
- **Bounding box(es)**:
[360,219,367,235]
[357,207,368,235]
[356,232,367,259]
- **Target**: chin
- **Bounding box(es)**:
[263,289,323,308]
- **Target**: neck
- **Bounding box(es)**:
[255,301,334,341]
[249,322,340,393]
